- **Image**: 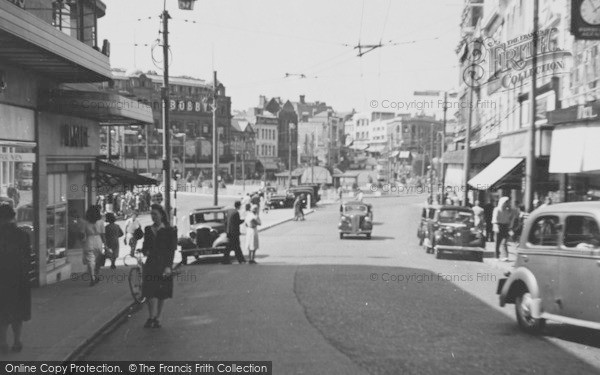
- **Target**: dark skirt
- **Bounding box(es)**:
[142,262,173,300]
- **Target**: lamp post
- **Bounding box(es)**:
[136,133,143,172]
[145,125,150,173]
[161,0,197,222]
[288,122,295,188]
[174,132,186,182]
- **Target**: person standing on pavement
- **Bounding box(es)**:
[81,206,106,286]
[104,213,123,270]
[141,204,177,328]
[492,196,515,261]
[223,201,246,264]
[125,212,142,256]
[472,200,484,231]
[483,198,495,242]
[242,193,251,211]
[0,204,31,353]
[244,204,261,264]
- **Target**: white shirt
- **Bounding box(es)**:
[125,217,141,234]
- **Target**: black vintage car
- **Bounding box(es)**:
[418,205,485,262]
[178,206,229,264]
[267,192,295,209]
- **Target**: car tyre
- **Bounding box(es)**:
[340,233,344,239]
[476,253,484,262]
[366,233,371,239]
[515,290,546,334]
[181,255,188,265]
[435,248,442,259]
[418,235,423,246]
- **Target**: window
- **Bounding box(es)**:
[563,216,600,249]
[528,215,560,246]
[52,1,72,36]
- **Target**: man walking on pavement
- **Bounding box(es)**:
[492,196,516,261]
[223,201,246,264]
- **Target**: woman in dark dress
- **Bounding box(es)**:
[0,204,31,353]
[141,204,176,328]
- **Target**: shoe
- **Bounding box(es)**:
[249,260,257,264]
[143,318,154,328]
[11,343,22,353]
[110,264,116,270]
[222,260,232,265]
[500,257,508,262]
[151,319,161,328]
[239,260,247,264]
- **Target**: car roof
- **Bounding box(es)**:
[423,204,472,212]
[531,201,600,215]
[342,200,371,206]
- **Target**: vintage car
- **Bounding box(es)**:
[498,202,600,333]
[290,184,321,207]
[267,191,295,209]
[420,205,485,261]
[178,206,229,264]
[338,201,373,239]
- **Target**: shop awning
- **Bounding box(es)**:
[350,144,369,151]
[96,160,158,189]
[367,145,386,153]
[399,151,412,159]
[257,160,279,170]
[468,157,523,190]
[390,151,400,158]
[39,90,154,126]
[549,126,600,173]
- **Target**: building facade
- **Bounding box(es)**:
[0,0,153,286]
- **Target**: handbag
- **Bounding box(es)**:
[134,226,144,240]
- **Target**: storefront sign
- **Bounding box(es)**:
[60,124,89,148]
[548,102,600,124]
[577,105,598,120]
[0,152,35,162]
[168,99,208,112]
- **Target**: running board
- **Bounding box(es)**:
[540,313,600,330]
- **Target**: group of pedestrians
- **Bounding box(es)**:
[222,201,262,264]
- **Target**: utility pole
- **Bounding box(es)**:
[463,68,474,207]
[441,91,448,193]
[288,123,293,188]
[145,125,150,173]
[212,70,218,206]
[107,127,111,163]
[525,0,539,213]
[161,9,172,219]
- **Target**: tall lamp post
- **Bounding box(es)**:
[288,122,295,188]
[174,132,186,181]
[160,0,197,221]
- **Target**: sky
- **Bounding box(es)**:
[99,0,464,114]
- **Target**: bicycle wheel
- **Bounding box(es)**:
[128,267,146,304]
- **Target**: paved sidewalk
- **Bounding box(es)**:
[483,240,518,274]
[0,208,311,361]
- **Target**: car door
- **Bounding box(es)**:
[557,214,600,322]
[521,214,562,315]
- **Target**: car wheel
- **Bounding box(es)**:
[340,233,344,239]
[181,255,188,265]
[435,248,442,259]
[476,253,484,262]
[515,290,545,333]
[366,233,371,239]
[418,235,423,246]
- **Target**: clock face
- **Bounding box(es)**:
[581,0,600,25]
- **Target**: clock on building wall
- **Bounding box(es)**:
[572,0,600,39]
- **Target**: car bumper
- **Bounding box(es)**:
[435,245,485,254]
[339,229,371,235]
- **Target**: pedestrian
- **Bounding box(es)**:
[0,203,31,353]
[259,193,268,214]
[244,204,261,264]
[104,213,124,269]
[338,186,343,201]
[241,193,251,210]
[81,206,106,286]
[125,212,143,257]
[223,201,246,264]
[6,185,19,207]
[472,200,484,231]
[492,196,516,261]
[141,204,177,328]
[483,198,495,242]
[293,195,303,221]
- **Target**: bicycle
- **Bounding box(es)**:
[124,249,146,304]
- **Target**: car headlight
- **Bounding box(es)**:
[364,216,371,222]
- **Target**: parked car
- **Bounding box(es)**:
[267,192,295,209]
[498,202,600,333]
[420,205,485,261]
[338,200,373,239]
[178,206,228,264]
[290,184,320,207]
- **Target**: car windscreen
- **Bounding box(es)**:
[190,212,226,224]
[438,209,473,224]
[344,205,368,214]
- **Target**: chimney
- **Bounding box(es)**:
[259,95,267,107]
[299,95,305,104]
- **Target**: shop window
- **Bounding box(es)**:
[47,173,68,269]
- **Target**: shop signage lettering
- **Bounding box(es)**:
[577,105,597,120]
[61,124,89,148]
[7,0,25,8]
[167,98,209,112]
[0,153,35,162]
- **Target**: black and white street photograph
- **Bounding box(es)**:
[3,0,600,374]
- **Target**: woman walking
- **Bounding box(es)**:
[245,204,261,264]
[125,212,142,257]
[0,204,31,353]
[81,206,106,286]
[141,204,177,328]
[104,213,123,269]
